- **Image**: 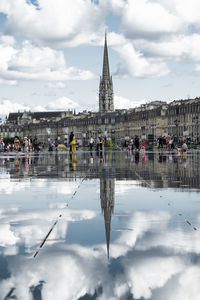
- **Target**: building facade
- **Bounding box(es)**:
[1,37,200,145]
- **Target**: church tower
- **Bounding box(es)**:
[99,33,114,113]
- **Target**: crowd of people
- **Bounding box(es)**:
[0,132,190,157]
[0,136,43,152]
[125,135,188,157]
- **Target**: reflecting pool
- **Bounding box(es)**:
[0,150,200,300]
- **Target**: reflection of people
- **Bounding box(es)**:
[71,136,76,153]
[24,153,29,175]
[14,156,20,172]
[99,151,104,163]
[90,151,94,164]
[135,151,139,163]
[141,149,145,162]
[70,153,77,171]
[71,153,77,171]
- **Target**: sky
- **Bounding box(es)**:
[1,0,200,117]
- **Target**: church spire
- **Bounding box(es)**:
[102,33,110,79]
[99,33,114,113]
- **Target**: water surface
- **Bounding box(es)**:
[0,150,200,300]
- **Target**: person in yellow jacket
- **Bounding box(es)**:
[71,136,76,153]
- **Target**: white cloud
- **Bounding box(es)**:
[112,37,170,78]
[0,95,81,116]
[46,96,80,111]
[47,82,66,89]
[0,37,94,85]
[114,95,145,110]
[134,34,200,62]
[119,0,183,39]
[0,78,17,85]
[105,1,200,74]
[0,0,105,48]
[0,0,200,81]
[0,100,30,116]
[0,35,15,46]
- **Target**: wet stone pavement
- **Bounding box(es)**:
[0,150,200,300]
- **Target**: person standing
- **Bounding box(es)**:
[54,138,59,151]
[99,137,104,151]
[23,137,29,153]
[71,136,76,153]
[134,136,140,150]
[181,141,188,158]
[158,136,163,149]
[96,137,100,151]
[0,139,4,152]
[14,136,20,152]
[69,132,74,152]
[89,137,94,151]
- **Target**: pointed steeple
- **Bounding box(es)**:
[102,33,110,79]
[99,33,114,113]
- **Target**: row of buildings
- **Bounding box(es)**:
[0,35,200,145]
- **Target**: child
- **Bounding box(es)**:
[181,141,188,158]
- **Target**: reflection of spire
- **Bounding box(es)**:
[100,178,115,259]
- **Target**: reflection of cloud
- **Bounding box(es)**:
[123,255,184,299]
[0,177,80,195]
[0,244,109,300]
[0,208,97,251]
[1,209,200,300]
[0,224,18,246]
[115,180,142,194]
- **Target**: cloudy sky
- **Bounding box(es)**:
[1,0,200,117]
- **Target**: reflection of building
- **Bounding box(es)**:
[7,152,200,190]
[100,178,115,259]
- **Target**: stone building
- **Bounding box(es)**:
[1,35,200,145]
